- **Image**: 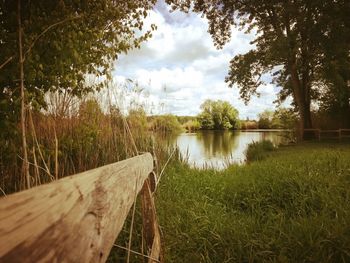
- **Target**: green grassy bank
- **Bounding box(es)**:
[156,142,350,262]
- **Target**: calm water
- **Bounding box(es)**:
[174,130,291,169]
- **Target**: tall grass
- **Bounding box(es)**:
[245,140,275,162]
[0,84,173,194]
[156,142,350,262]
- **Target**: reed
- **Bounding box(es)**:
[245,140,275,162]
[0,82,172,194]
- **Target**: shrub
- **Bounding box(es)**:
[182,119,201,132]
[241,120,258,129]
[148,115,184,133]
[245,140,275,162]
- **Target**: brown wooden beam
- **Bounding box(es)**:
[0,153,153,263]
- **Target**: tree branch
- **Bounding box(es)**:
[0,56,14,70]
[0,14,82,70]
[23,15,82,61]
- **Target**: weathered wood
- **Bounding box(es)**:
[340,129,350,139]
[141,177,163,263]
[0,153,153,263]
[304,129,350,140]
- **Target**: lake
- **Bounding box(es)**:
[173,130,291,169]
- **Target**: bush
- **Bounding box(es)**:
[245,140,275,162]
[148,115,184,133]
[182,119,201,132]
[241,120,258,130]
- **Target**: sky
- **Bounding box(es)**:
[112,0,287,119]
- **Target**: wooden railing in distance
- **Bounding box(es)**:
[304,128,350,140]
[0,153,161,263]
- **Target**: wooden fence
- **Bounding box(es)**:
[304,128,350,140]
[0,153,162,263]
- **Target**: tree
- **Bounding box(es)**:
[167,0,350,136]
[0,0,157,188]
[198,100,240,130]
[317,1,350,127]
[148,114,183,133]
[258,110,274,129]
[1,0,156,112]
[258,108,298,129]
[273,108,298,129]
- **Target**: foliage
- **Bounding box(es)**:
[0,0,158,189]
[257,110,274,129]
[128,108,149,134]
[167,0,350,132]
[182,119,201,132]
[257,108,298,129]
[273,107,298,129]
[317,80,350,128]
[148,114,184,133]
[0,0,157,135]
[0,94,171,193]
[197,99,240,130]
[245,140,275,162]
[176,116,197,125]
[72,99,105,162]
[240,120,258,130]
[317,0,350,126]
[156,142,350,262]
[78,99,104,123]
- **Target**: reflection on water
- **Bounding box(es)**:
[174,130,290,169]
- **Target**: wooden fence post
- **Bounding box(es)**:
[141,172,163,263]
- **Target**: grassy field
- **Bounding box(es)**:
[156,141,350,262]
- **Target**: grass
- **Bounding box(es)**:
[245,140,275,162]
[156,141,350,262]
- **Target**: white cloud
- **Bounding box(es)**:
[112,0,287,119]
[135,67,203,93]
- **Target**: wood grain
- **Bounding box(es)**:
[141,178,162,263]
[0,153,153,263]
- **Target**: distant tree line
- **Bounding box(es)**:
[177,101,297,131]
[257,108,298,129]
[148,114,183,133]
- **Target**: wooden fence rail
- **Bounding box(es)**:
[0,153,161,263]
[304,129,350,140]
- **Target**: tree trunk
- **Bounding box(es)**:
[18,0,30,189]
[340,76,350,128]
[288,60,313,139]
[284,14,313,140]
[302,102,312,129]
